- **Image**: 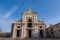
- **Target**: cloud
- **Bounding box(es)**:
[47,17,60,23]
[0,18,13,26]
[46,17,60,27]
[3,5,19,18]
[0,5,19,32]
[0,18,14,32]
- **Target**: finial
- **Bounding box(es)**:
[42,17,44,22]
[28,6,31,11]
[27,6,32,13]
[14,18,17,22]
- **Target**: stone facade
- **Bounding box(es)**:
[46,23,60,38]
[11,7,46,38]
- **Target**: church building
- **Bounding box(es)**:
[11,7,46,38]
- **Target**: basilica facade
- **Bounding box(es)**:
[11,7,46,38]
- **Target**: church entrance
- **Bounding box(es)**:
[28,30,32,38]
[39,30,43,37]
[17,30,21,38]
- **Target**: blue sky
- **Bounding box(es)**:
[0,0,60,32]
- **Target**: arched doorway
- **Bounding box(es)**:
[28,30,32,38]
[16,30,21,38]
[39,30,43,37]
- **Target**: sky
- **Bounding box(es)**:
[0,0,60,32]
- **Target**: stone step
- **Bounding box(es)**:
[22,38,60,40]
[0,38,60,40]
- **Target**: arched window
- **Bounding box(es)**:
[27,19,32,27]
[28,19,32,22]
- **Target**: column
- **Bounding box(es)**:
[43,29,46,37]
[12,28,16,38]
[33,25,39,37]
